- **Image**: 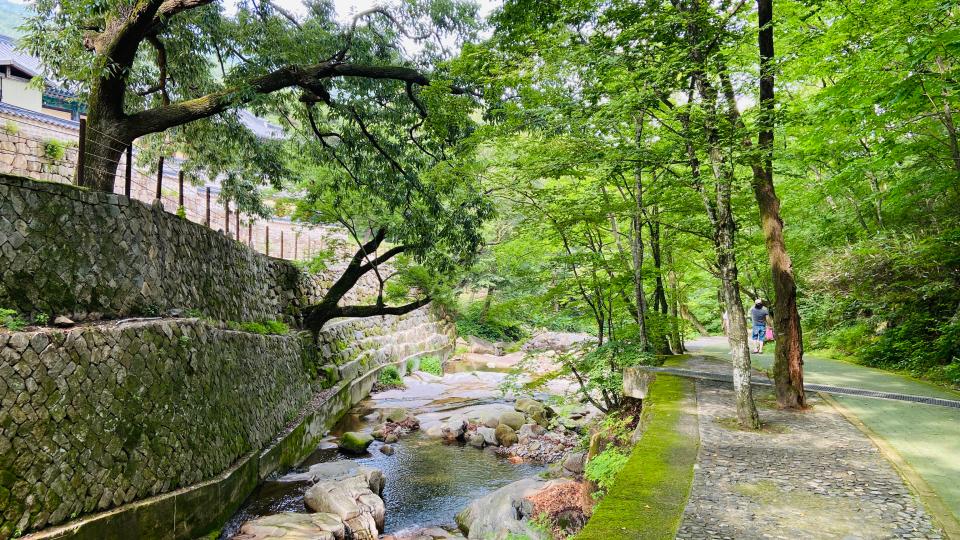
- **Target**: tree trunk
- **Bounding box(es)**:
[718,228,761,429]
[679,304,709,336]
[755,0,805,408]
[632,116,651,350]
[479,285,494,323]
[666,244,685,353]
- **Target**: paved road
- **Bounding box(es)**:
[685,337,960,534]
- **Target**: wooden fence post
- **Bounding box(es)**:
[294,232,299,260]
[155,157,164,203]
[280,230,284,259]
[205,187,211,226]
[248,221,252,247]
[76,118,86,186]
[225,200,230,235]
[235,211,239,241]
[178,170,184,209]
[266,226,270,256]
[124,145,132,197]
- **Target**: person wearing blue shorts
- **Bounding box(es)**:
[749,299,770,354]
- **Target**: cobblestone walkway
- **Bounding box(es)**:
[677,364,942,539]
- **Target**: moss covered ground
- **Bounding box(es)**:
[575,374,699,540]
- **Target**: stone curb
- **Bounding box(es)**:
[819,391,960,540]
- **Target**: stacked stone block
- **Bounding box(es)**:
[0,174,376,322]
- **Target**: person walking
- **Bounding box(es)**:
[749,299,771,354]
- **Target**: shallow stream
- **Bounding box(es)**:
[219,365,547,538]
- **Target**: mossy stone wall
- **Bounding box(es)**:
[1,307,450,538]
[0,173,372,322]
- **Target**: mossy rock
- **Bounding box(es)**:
[495,424,518,447]
[339,432,373,454]
[498,411,525,430]
[514,398,541,414]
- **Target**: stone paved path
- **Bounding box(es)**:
[677,368,942,539]
[685,337,960,531]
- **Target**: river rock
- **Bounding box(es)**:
[467,335,502,355]
[514,398,540,414]
[562,451,586,475]
[380,444,395,456]
[281,462,384,492]
[384,433,399,444]
[498,412,525,430]
[516,424,544,444]
[495,424,518,447]
[481,413,499,428]
[52,315,75,328]
[305,469,386,540]
[521,331,597,352]
[477,426,497,446]
[456,478,575,539]
[441,416,468,440]
[384,408,414,423]
[468,432,485,448]
[423,421,444,438]
[232,512,346,540]
[340,432,374,454]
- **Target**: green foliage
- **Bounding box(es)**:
[33,313,49,326]
[233,319,290,335]
[296,247,337,274]
[377,365,403,388]
[584,448,630,496]
[3,120,18,135]
[455,300,526,342]
[418,355,442,375]
[176,206,186,219]
[42,139,65,161]
[0,308,27,331]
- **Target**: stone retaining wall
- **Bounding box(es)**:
[1,307,452,538]
[0,173,375,322]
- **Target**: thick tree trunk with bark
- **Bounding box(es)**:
[754,0,805,408]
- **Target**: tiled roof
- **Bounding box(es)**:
[0,101,79,129]
[0,33,41,77]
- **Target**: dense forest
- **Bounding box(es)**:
[450,0,960,391]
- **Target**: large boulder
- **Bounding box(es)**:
[498,412,525,430]
[232,512,345,540]
[468,335,503,355]
[281,462,385,494]
[477,426,498,446]
[339,432,374,454]
[521,332,597,352]
[455,478,576,539]
[495,424,518,447]
[480,413,500,428]
[384,408,415,423]
[305,467,386,540]
[562,452,586,475]
[514,398,541,414]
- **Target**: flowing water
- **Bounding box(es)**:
[219,365,547,538]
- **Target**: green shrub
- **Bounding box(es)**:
[42,139,66,161]
[378,365,403,387]
[584,447,630,495]
[33,313,49,326]
[176,206,186,218]
[419,355,442,375]
[237,319,290,335]
[823,322,875,356]
[3,120,18,135]
[0,308,27,331]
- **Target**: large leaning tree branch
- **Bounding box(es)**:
[301,228,427,337]
[74,0,479,192]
